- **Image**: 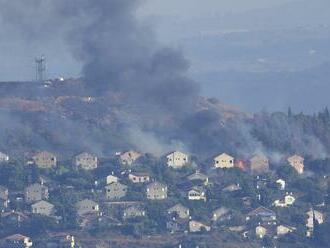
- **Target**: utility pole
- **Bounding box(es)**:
[35,55,46,81]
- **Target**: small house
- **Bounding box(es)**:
[74,152,98,170]
[212,207,230,222]
[0,186,9,209]
[167,204,190,219]
[3,234,33,248]
[187,170,208,185]
[32,151,57,169]
[222,183,242,193]
[146,182,167,200]
[214,153,234,169]
[123,206,146,220]
[276,179,286,190]
[24,183,49,204]
[306,209,324,237]
[0,152,9,162]
[273,193,295,207]
[31,200,55,216]
[277,225,296,236]
[119,150,142,166]
[166,151,189,169]
[128,172,150,184]
[106,174,119,185]
[246,206,276,223]
[105,182,128,200]
[287,155,304,174]
[256,225,267,238]
[189,220,211,233]
[75,199,99,216]
[188,186,206,201]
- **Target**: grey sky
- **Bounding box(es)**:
[139,0,295,16]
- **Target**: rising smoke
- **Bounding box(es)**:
[0,0,328,160]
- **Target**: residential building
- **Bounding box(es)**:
[189,220,211,233]
[250,154,269,175]
[119,150,142,166]
[166,151,189,168]
[0,152,9,162]
[32,151,57,169]
[277,225,296,236]
[105,182,128,200]
[246,206,277,223]
[212,207,230,222]
[74,152,98,170]
[214,153,234,168]
[106,174,119,185]
[222,183,241,193]
[128,172,150,184]
[3,234,33,248]
[0,186,9,209]
[287,155,304,174]
[75,199,99,216]
[146,182,167,200]
[276,179,286,190]
[24,183,49,204]
[167,204,190,219]
[31,200,55,216]
[306,209,324,237]
[123,206,146,220]
[188,186,206,201]
[187,170,208,185]
[273,193,296,207]
[256,225,267,238]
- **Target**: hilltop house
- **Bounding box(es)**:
[106,174,119,185]
[256,225,267,238]
[75,199,99,216]
[123,206,146,220]
[222,183,242,193]
[287,155,304,174]
[187,170,208,185]
[0,186,9,209]
[128,172,150,184]
[105,182,128,200]
[74,152,98,170]
[306,209,324,237]
[188,186,206,201]
[276,179,286,190]
[119,150,142,166]
[246,206,276,224]
[250,154,269,175]
[146,182,167,200]
[212,207,230,222]
[166,151,189,169]
[189,220,211,233]
[277,225,296,236]
[31,200,55,216]
[32,151,57,169]
[24,183,49,204]
[214,153,234,169]
[167,204,190,219]
[3,234,33,248]
[273,193,296,207]
[0,152,9,162]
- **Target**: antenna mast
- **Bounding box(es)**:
[35,55,46,81]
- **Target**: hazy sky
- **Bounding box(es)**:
[139,0,295,16]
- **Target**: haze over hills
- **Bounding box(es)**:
[144,0,330,112]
